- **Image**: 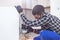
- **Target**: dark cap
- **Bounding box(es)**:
[15,5,23,13]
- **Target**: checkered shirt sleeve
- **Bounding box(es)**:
[21,14,49,26]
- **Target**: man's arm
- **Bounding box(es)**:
[21,14,50,26]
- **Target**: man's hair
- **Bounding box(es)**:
[32,5,45,15]
[15,5,23,13]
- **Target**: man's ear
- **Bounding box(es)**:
[15,5,23,13]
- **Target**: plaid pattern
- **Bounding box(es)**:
[21,13,60,35]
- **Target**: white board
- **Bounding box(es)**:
[0,7,19,40]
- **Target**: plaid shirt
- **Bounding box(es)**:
[21,13,60,34]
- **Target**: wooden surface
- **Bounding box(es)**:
[20,32,39,40]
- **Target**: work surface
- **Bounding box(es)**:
[20,32,39,40]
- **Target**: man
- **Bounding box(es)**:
[15,5,23,34]
[20,5,60,40]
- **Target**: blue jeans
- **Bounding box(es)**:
[33,30,60,40]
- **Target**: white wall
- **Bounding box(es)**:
[21,0,50,9]
[51,0,60,19]
[0,0,22,6]
[0,7,19,40]
[38,0,50,7]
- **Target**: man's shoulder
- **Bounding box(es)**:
[44,12,51,17]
